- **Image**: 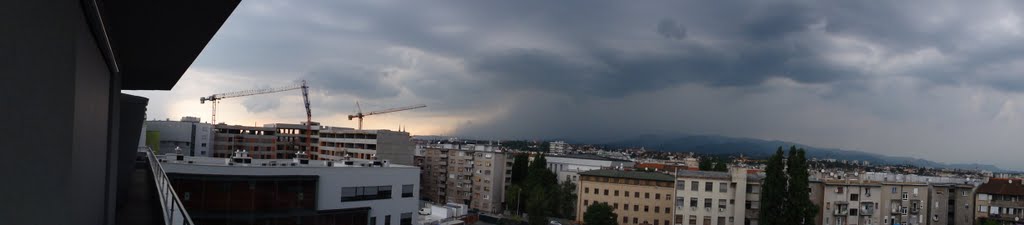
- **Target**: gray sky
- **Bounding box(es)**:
[128,0,1024,170]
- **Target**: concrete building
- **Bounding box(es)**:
[578,170,676,225]
[819,180,882,225]
[974,178,1024,225]
[144,116,213,156]
[928,183,975,225]
[671,169,763,225]
[879,183,932,225]
[319,127,414,166]
[547,154,636,185]
[1,0,240,223]
[419,144,512,213]
[212,124,279,159]
[550,141,568,154]
[158,152,420,225]
[265,122,320,160]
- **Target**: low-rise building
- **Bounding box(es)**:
[212,124,278,158]
[318,127,414,166]
[145,116,213,156]
[547,154,635,185]
[974,178,1024,225]
[158,152,420,225]
[578,169,675,225]
[819,180,882,225]
[672,169,763,225]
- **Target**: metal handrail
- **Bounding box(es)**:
[141,147,195,225]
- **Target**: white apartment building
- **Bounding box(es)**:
[145,116,213,157]
[318,127,414,166]
[550,141,568,154]
[672,169,763,225]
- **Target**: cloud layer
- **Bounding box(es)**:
[129,0,1024,169]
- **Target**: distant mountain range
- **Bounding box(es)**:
[591,134,1012,172]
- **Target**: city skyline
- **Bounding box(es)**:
[129,0,1024,169]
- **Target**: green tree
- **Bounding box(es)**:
[505,185,525,215]
[558,180,578,219]
[759,147,788,225]
[511,154,530,186]
[526,186,550,225]
[785,147,817,225]
[699,157,713,171]
[713,158,728,171]
[583,202,618,225]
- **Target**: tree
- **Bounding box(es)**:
[526,186,550,225]
[785,147,817,225]
[698,157,713,171]
[583,202,618,225]
[759,147,788,225]
[505,185,525,215]
[511,154,530,186]
[713,158,728,172]
[558,180,578,219]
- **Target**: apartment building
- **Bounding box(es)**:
[928,183,974,225]
[550,141,569,154]
[672,169,763,225]
[974,178,1024,225]
[419,144,512,213]
[145,116,213,156]
[158,152,419,225]
[578,170,676,225]
[879,183,929,225]
[212,124,278,158]
[820,181,882,225]
[547,154,636,185]
[319,127,414,166]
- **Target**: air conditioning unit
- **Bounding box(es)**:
[719,208,725,212]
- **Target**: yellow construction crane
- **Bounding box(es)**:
[347,102,425,130]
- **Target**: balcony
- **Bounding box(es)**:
[991,200,1024,208]
[121,149,195,225]
[833,208,849,216]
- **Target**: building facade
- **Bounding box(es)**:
[578,170,676,225]
[213,124,278,159]
[159,153,420,225]
[318,127,414,166]
[547,154,636,185]
[974,178,1024,225]
[928,183,975,225]
[672,169,763,225]
[820,181,882,225]
[145,116,214,157]
[418,144,512,213]
[266,122,320,160]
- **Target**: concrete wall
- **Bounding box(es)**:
[377,131,414,166]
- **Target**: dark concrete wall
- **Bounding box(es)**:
[0,1,118,224]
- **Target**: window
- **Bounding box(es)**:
[836,186,844,194]
[634,205,639,211]
[718,199,726,210]
[645,205,650,212]
[584,200,589,206]
[604,189,609,196]
[385,215,391,225]
[625,191,630,196]
[370,217,377,225]
[689,215,697,225]
[341,185,393,202]
[656,193,661,200]
[402,184,414,198]
[614,203,619,209]
[704,198,712,208]
[654,220,660,225]
[635,192,640,198]
[585,188,589,194]
[633,218,638,224]
[891,187,898,193]
[705,182,713,192]
[849,208,858,216]
[717,217,725,225]
[677,197,686,207]
[901,192,909,200]
[691,198,698,208]
[692,181,699,190]
[596,188,600,194]
[850,194,859,201]
[615,190,620,196]
[401,213,412,225]
[678,180,686,190]
[719,182,727,193]
[865,187,872,197]
[962,191,968,196]
[655,206,660,213]
[646,192,650,199]
[624,217,629,223]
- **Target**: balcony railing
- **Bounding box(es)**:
[143,148,196,225]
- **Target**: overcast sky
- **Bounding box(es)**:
[128,0,1024,169]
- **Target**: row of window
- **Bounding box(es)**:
[583,176,674,187]
[368,213,413,225]
[676,180,730,193]
[674,197,731,209]
[583,187,672,200]
[620,216,670,225]
[676,215,733,225]
[341,184,415,202]
[582,200,672,214]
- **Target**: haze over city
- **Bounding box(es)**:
[129,0,1024,170]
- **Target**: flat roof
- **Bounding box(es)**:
[579,169,675,182]
[158,154,416,169]
[549,154,631,162]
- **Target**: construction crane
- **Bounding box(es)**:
[200,80,314,151]
[348,102,426,130]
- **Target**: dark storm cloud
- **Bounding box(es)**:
[657,19,687,40]
[302,65,401,100]
[242,97,281,113]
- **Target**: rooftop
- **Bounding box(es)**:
[549,154,631,162]
[579,169,675,182]
[674,170,765,182]
[977,178,1024,196]
[157,153,415,168]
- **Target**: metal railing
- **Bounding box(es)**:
[142,147,196,225]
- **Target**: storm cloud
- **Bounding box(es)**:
[129,0,1024,170]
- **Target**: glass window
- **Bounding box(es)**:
[690,198,698,207]
[402,184,414,198]
[656,193,661,200]
[705,182,713,192]
[370,217,377,225]
[704,198,712,208]
[385,215,391,225]
[615,190,620,196]
[401,213,412,225]
[645,192,650,199]
[691,181,699,190]
[678,180,686,190]
[720,182,728,193]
